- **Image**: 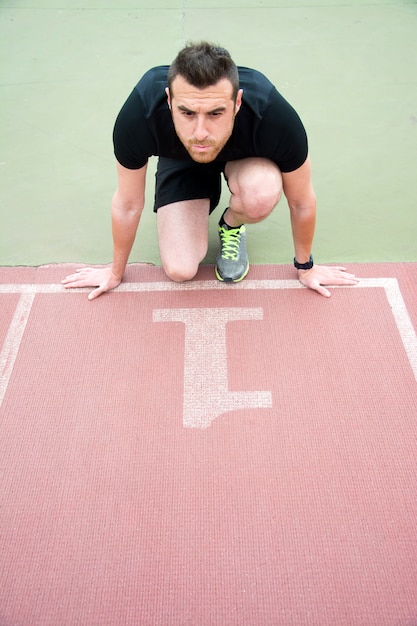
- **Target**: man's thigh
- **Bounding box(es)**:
[225,157,282,199]
[224,157,282,218]
[156,199,211,282]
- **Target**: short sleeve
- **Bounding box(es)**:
[112,89,156,169]
[257,88,308,172]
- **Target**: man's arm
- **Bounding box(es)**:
[62,162,147,299]
[282,156,358,297]
[282,155,317,265]
[111,162,148,280]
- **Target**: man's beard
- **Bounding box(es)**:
[174,117,235,163]
[184,139,226,163]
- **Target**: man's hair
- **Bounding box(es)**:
[167,41,239,100]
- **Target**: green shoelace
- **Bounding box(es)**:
[219,226,242,260]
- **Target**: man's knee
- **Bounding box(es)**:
[156,199,209,282]
[242,186,282,220]
[162,259,199,283]
[227,158,282,221]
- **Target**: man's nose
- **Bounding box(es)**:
[193,116,209,141]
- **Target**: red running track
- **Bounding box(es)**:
[1,263,417,625]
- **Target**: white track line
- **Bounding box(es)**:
[0,277,393,293]
[1,279,416,412]
[383,280,417,381]
[0,293,35,408]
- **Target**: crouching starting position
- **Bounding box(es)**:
[62,41,358,298]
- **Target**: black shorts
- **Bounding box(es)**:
[154,157,226,214]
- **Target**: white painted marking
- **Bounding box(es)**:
[383,280,417,378]
[0,278,416,416]
[153,308,272,428]
[0,277,408,294]
[0,293,35,408]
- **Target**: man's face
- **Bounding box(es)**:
[166,76,242,163]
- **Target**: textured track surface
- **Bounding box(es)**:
[1,263,416,625]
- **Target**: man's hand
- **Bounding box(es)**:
[61,266,122,300]
[298,265,359,298]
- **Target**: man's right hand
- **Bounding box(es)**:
[61,266,122,300]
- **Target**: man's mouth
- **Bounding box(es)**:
[192,145,212,152]
[191,143,213,150]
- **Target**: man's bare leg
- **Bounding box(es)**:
[224,157,282,226]
[157,199,210,282]
[215,158,282,282]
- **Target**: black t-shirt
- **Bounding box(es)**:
[113,65,308,173]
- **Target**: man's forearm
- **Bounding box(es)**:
[111,198,143,279]
[290,201,316,264]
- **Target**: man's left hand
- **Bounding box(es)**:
[298,265,359,297]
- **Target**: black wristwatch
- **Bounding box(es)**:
[294,254,314,270]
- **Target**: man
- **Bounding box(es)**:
[62,42,358,298]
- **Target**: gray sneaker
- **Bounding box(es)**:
[215,222,249,282]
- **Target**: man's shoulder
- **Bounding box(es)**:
[134,66,169,115]
[237,67,275,117]
[136,65,169,87]
[238,66,273,86]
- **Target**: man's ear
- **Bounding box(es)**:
[165,87,171,110]
[235,88,243,114]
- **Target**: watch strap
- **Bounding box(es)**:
[294,254,314,270]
